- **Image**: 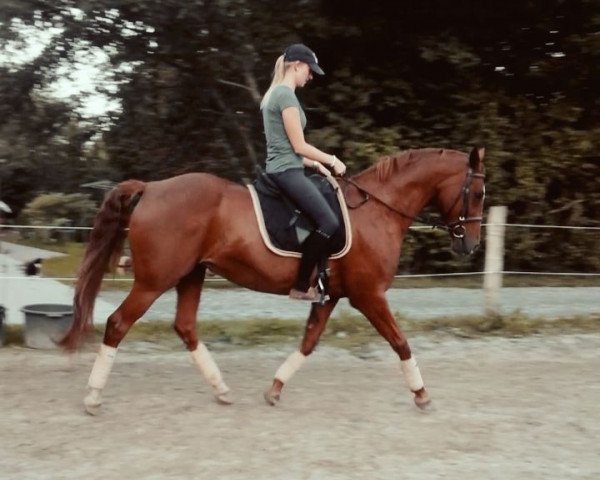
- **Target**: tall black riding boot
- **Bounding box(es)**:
[290,230,331,299]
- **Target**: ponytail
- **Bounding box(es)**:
[260,55,287,110]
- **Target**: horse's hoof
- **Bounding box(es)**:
[83,389,102,415]
[84,404,101,416]
[414,392,432,410]
[264,389,280,406]
[215,392,234,405]
[83,398,102,416]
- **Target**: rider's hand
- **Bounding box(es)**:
[332,157,346,176]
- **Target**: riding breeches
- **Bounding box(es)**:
[266,168,339,238]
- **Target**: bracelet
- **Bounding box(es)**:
[330,155,337,168]
[313,161,319,170]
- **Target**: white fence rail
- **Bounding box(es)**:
[2,208,599,320]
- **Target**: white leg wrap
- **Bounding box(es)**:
[88,344,118,390]
[190,344,230,395]
[400,356,424,392]
[274,351,307,384]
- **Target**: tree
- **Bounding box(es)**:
[19,192,97,242]
[1,0,598,273]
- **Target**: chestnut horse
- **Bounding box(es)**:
[60,147,485,414]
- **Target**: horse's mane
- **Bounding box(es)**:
[356,148,453,182]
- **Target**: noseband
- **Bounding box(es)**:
[340,165,485,238]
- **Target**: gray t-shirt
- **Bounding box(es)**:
[262,85,307,173]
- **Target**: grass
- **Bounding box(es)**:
[37,243,85,281]
[3,312,599,351]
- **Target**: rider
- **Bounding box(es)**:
[261,43,347,302]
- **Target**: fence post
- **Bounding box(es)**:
[483,206,507,317]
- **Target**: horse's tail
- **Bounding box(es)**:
[58,179,146,351]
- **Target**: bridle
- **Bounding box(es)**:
[339,165,485,239]
[442,168,485,239]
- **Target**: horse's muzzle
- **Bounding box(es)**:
[450,237,479,257]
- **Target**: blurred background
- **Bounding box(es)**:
[0,0,598,277]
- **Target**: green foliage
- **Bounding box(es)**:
[19,192,96,242]
[0,0,599,273]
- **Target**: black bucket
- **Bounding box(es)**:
[22,304,73,349]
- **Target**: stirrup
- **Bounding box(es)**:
[289,287,320,302]
[316,291,330,305]
[316,266,330,305]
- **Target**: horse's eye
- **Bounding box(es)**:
[474,191,484,200]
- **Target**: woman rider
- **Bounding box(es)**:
[260,43,347,302]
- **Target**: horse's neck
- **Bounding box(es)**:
[360,154,452,220]
[404,165,451,217]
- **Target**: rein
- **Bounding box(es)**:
[338,166,485,239]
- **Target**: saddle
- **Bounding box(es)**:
[247,167,352,258]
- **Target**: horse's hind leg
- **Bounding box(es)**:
[173,265,232,405]
[265,299,338,406]
[351,293,430,409]
[85,282,162,415]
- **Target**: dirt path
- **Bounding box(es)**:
[1,333,599,480]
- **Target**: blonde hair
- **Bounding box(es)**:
[260,55,291,110]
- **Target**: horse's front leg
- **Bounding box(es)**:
[265,298,338,406]
[350,292,431,409]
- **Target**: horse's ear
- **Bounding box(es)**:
[469,147,485,169]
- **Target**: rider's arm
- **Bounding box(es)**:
[282,106,346,175]
[302,157,331,177]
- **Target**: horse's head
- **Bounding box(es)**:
[436,147,486,256]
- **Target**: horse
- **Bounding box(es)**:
[59,147,486,415]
